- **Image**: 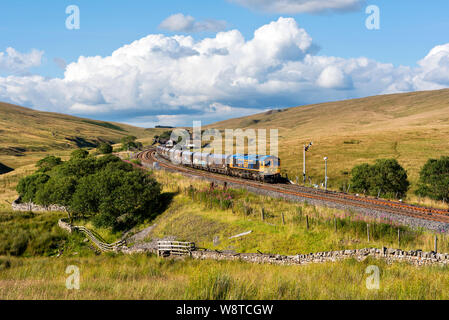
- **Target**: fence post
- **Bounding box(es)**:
[398,229,401,248]
[261,207,265,221]
[281,212,285,225]
[367,224,370,242]
[435,235,438,253]
[334,217,337,232]
[306,215,309,230]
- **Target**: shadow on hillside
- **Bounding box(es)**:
[150,191,178,220]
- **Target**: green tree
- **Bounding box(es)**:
[70,149,89,160]
[16,153,162,230]
[36,156,62,173]
[71,164,161,230]
[16,173,50,203]
[350,159,409,199]
[98,143,113,154]
[351,163,372,194]
[120,135,143,151]
[416,157,449,201]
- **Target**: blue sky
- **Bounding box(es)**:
[0,0,448,127]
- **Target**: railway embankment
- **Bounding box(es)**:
[143,150,449,233]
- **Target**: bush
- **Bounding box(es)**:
[98,143,113,154]
[416,157,449,201]
[16,173,50,203]
[70,148,89,159]
[120,136,143,151]
[350,159,409,199]
[36,156,62,173]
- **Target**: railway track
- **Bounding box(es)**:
[137,149,449,225]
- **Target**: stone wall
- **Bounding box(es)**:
[191,247,449,267]
[12,198,67,213]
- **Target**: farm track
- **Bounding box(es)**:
[137,149,449,226]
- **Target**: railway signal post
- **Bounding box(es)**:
[303,142,313,185]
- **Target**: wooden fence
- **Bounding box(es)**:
[72,225,126,252]
[157,241,195,257]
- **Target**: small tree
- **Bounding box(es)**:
[350,159,409,199]
[120,136,143,151]
[417,157,449,201]
[36,156,62,173]
[98,143,113,154]
[16,173,50,203]
[70,149,89,159]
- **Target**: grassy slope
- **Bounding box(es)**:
[146,171,449,255]
[206,89,449,197]
[1,170,449,299]
[0,102,150,169]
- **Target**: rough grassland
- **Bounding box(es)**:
[206,89,449,202]
[1,255,449,300]
[1,170,449,299]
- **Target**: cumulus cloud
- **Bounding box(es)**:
[159,13,227,33]
[230,0,364,14]
[0,47,43,74]
[0,17,448,127]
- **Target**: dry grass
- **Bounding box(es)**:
[0,101,152,170]
[1,255,449,300]
[146,171,449,255]
[206,89,449,202]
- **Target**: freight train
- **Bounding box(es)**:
[156,146,281,183]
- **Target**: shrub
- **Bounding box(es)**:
[16,173,50,203]
[36,156,62,173]
[98,143,113,154]
[70,148,89,159]
[416,156,449,201]
[120,136,143,151]
[350,159,409,198]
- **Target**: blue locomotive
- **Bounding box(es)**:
[156,146,280,183]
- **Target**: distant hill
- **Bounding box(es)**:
[207,88,449,192]
[0,102,149,169]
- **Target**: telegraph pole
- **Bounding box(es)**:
[303,142,313,184]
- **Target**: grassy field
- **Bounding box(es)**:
[206,89,449,201]
[1,255,449,300]
[1,167,449,299]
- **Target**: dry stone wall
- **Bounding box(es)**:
[12,198,66,213]
[191,247,449,267]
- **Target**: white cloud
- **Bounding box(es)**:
[0,17,448,127]
[317,65,353,89]
[230,0,364,14]
[159,13,227,33]
[0,47,43,74]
